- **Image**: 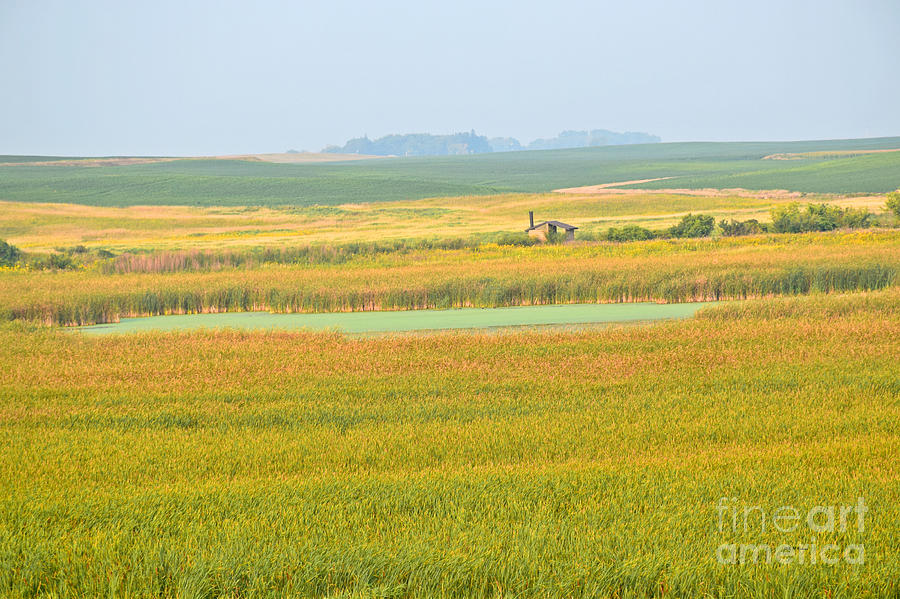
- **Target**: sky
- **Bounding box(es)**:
[1,0,898,156]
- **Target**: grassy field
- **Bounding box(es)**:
[1,189,892,253]
[624,152,900,195]
[2,138,900,209]
[2,138,900,597]
[0,195,851,252]
[1,289,898,596]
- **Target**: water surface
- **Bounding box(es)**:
[78,302,716,335]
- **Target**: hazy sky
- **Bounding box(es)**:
[2,0,898,156]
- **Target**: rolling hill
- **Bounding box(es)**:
[1,137,898,208]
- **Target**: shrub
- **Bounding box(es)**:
[887,191,900,219]
[28,253,78,270]
[771,203,872,233]
[719,218,767,236]
[489,232,539,247]
[841,207,873,229]
[0,240,21,267]
[605,225,655,242]
[772,204,817,233]
[571,230,600,242]
[545,229,564,244]
[668,214,715,238]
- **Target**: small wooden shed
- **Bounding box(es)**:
[525,211,578,242]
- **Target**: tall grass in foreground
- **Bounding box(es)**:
[0,289,898,596]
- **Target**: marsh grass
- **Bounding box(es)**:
[1,231,897,325]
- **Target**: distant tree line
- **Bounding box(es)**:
[323,130,492,157]
[519,129,660,151]
[322,128,660,156]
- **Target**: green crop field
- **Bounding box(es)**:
[2,138,900,208]
[622,152,900,194]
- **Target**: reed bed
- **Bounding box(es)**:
[1,289,898,596]
[97,235,537,274]
[1,231,897,325]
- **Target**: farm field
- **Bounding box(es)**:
[1,138,900,597]
[1,138,900,209]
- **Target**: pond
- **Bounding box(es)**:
[77,302,717,335]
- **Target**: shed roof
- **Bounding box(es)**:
[526,220,578,232]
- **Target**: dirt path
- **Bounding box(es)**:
[0,157,181,167]
[553,178,673,193]
[553,181,818,200]
[762,148,900,160]
[218,152,382,163]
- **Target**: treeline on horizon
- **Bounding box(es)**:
[320,128,660,157]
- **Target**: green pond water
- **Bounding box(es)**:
[77,302,716,335]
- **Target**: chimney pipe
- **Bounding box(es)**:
[529,211,534,228]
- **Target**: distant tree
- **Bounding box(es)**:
[606,225,655,242]
[669,214,715,238]
[527,129,660,150]
[771,203,871,233]
[545,228,563,244]
[0,239,20,266]
[323,128,661,156]
[887,190,900,218]
[27,252,76,270]
[770,204,804,233]
[323,132,493,156]
[488,137,523,152]
[840,207,872,229]
[719,218,766,236]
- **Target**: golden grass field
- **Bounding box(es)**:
[0,189,889,252]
